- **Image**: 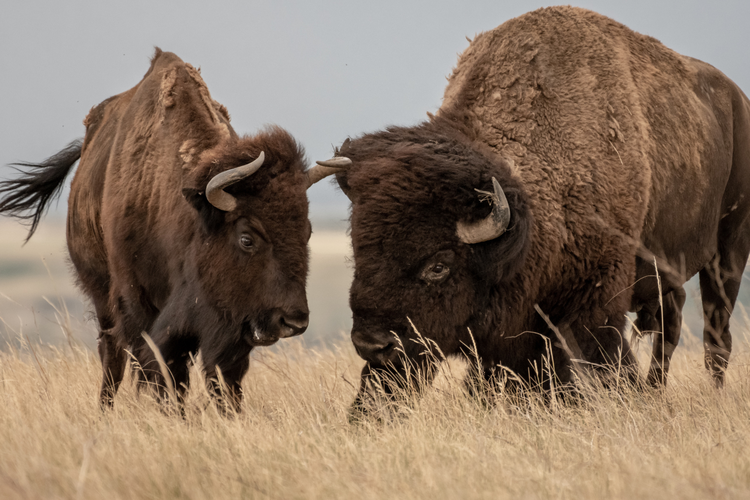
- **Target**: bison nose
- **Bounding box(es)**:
[278,311,309,338]
[351,330,397,365]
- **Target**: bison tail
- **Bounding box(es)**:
[0,139,82,242]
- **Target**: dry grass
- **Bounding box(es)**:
[1,328,750,500]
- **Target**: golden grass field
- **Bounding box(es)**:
[2,220,750,499]
[1,332,750,499]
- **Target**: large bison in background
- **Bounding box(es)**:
[329,6,750,404]
[0,49,347,410]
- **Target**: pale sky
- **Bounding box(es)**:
[2,0,750,221]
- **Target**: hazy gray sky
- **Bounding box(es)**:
[2,0,750,221]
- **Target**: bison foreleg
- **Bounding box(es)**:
[462,362,508,408]
[349,359,437,422]
[203,354,251,415]
[97,331,127,409]
[131,333,197,410]
[571,313,640,389]
[645,287,686,387]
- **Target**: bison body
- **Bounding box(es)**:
[0,50,341,409]
[332,7,750,399]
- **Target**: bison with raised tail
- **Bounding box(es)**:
[0,49,347,410]
[326,6,750,406]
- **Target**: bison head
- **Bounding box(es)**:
[330,125,532,380]
[178,127,344,347]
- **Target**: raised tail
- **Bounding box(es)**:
[0,139,83,242]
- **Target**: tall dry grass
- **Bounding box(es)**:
[1,326,750,500]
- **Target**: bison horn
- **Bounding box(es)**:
[205,151,265,211]
[306,156,352,189]
[456,177,511,244]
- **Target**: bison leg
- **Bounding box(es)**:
[204,353,251,415]
[350,359,437,422]
[349,364,376,421]
[132,333,197,407]
[572,313,639,388]
[199,335,253,414]
[463,362,499,406]
[154,348,193,405]
[645,287,686,387]
[463,362,518,407]
[462,329,575,405]
[699,253,745,387]
[98,331,128,409]
[93,300,127,409]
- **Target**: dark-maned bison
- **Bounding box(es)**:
[0,49,348,410]
[325,6,750,405]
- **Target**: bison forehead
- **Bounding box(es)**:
[349,176,462,262]
[352,206,452,264]
[346,173,493,260]
[244,173,310,248]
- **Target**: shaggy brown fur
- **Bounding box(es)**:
[335,7,750,403]
[0,49,313,410]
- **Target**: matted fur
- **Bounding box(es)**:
[336,7,750,398]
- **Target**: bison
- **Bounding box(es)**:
[326,6,750,405]
[0,49,348,410]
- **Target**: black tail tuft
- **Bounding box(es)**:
[0,139,83,242]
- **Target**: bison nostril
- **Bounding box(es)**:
[372,342,395,355]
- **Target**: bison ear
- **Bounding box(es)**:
[182,187,225,232]
[467,178,532,284]
[332,138,357,203]
[181,161,213,212]
[334,170,356,203]
[180,140,213,211]
[182,187,206,212]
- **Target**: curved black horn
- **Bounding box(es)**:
[306,156,352,189]
[456,177,511,244]
[205,151,265,211]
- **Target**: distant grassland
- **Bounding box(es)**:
[0,219,354,349]
[1,333,750,500]
[3,218,750,350]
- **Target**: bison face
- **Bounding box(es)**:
[182,133,312,348]
[333,131,532,372]
[348,244,479,369]
[222,213,311,346]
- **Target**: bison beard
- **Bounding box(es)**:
[0,49,347,412]
[332,6,750,412]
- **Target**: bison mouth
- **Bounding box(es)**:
[241,321,279,347]
[240,309,308,347]
[351,328,402,366]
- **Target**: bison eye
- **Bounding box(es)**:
[421,262,450,283]
[239,234,255,252]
